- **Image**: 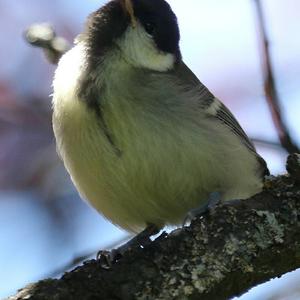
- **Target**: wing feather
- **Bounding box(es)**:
[174,62,269,176]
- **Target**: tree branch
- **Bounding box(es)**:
[24,24,69,65]
[46,234,131,279]
[8,154,300,300]
[253,0,300,154]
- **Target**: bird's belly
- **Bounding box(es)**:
[57,131,209,232]
[53,113,219,232]
[53,101,262,233]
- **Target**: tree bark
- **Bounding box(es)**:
[8,154,300,300]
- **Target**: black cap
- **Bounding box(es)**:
[84,0,180,60]
[132,0,180,55]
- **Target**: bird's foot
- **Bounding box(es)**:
[97,224,160,269]
[183,191,221,226]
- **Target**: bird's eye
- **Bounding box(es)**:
[144,22,155,35]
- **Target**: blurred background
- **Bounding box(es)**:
[0,0,299,299]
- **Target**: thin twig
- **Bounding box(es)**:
[253,0,300,154]
[24,23,69,64]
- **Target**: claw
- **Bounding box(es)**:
[183,191,221,226]
[97,224,160,269]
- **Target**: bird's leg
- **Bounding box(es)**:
[183,191,221,226]
[97,223,160,269]
[116,223,160,253]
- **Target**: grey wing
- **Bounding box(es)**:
[211,99,269,175]
[174,62,269,176]
[173,61,215,108]
[212,99,256,153]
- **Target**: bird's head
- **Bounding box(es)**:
[83,0,181,72]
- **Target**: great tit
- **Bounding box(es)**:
[52,0,269,233]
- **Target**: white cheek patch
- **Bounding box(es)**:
[117,22,175,72]
[53,43,86,103]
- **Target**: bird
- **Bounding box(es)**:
[52,0,269,244]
